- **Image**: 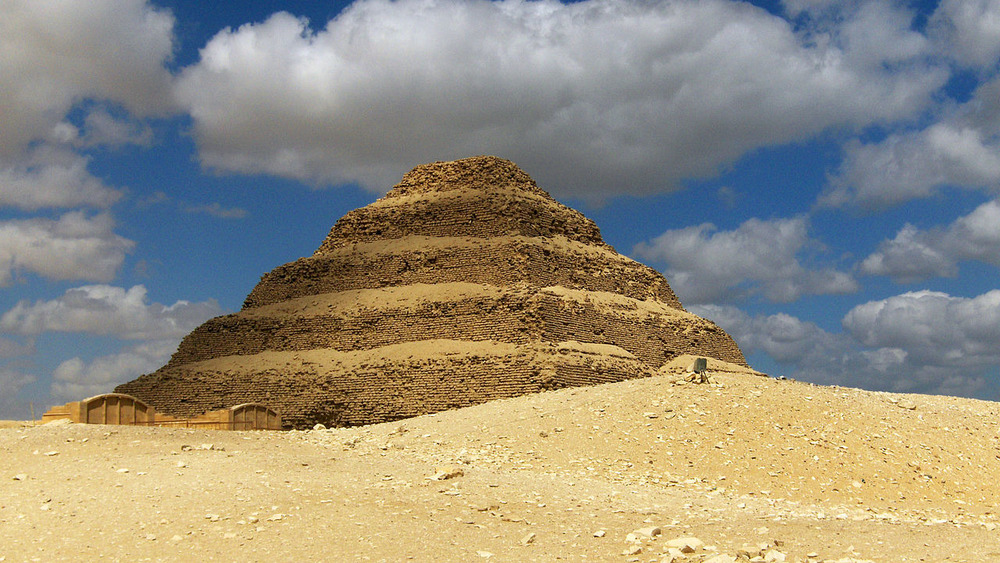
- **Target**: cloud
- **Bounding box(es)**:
[134,190,248,219]
[73,107,155,148]
[0,284,225,402]
[51,340,176,402]
[633,216,857,304]
[0,337,35,359]
[174,0,946,199]
[842,290,1000,369]
[0,1,175,291]
[822,75,1000,208]
[0,284,223,341]
[860,199,1000,281]
[183,202,248,219]
[929,0,1000,69]
[695,303,845,365]
[0,0,175,157]
[839,290,1000,398]
[0,367,36,417]
[694,293,1000,398]
[0,146,123,210]
[0,212,135,286]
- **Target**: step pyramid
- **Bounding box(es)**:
[117,156,746,428]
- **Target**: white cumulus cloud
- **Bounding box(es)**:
[823,73,1000,208]
[0,146,123,210]
[174,0,946,199]
[929,0,1000,69]
[695,294,1000,398]
[0,367,37,418]
[50,340,178,402]
[0,213,135,286]
[0,284,223,341]
[842,290,1000,369]
[73,108,155,148]
[860,199,1000,281]
[0,284,225,402]
[0,0,175,157]
[634,216,857,304]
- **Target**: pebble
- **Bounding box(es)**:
[12,474,27,481]
[633,526,662,538]
[520,532,536,545]
[429,466,464,480]
[663,547,687,559]
[593,530,606,537]
[664,537,704,553]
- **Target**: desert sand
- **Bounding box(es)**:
[3,366,999,562]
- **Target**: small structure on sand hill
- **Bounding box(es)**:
[116,156,747,429]
[41,393,282,430]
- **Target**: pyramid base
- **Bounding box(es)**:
[116,339,661,429]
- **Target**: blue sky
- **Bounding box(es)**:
[2,0,999,419]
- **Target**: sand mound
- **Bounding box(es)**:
[4,371,998,561]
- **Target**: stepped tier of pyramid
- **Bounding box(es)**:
[117,156,746,428]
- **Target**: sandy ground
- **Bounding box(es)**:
[2,371,999,562]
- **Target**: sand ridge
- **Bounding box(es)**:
[3,371,999,561]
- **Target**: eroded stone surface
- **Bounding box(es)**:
[117,156,746,428]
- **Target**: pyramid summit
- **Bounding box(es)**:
[117,156,747,428]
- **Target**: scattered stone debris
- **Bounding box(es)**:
[429,466,464,480]
[664,536,705,552]
[889,398,917,410]
[180,444,223,452]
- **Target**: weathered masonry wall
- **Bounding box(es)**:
[532,298,746,368]
[41,393,282,430]
[244,241,681,309]
[385,156,550,198]
[41,393,155,425]
[167,300,536,366]
[317,192,604,252]
[120,356,546,428]
[117,348,658,428]
[115,156,750,429]
[169,291,739,371]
